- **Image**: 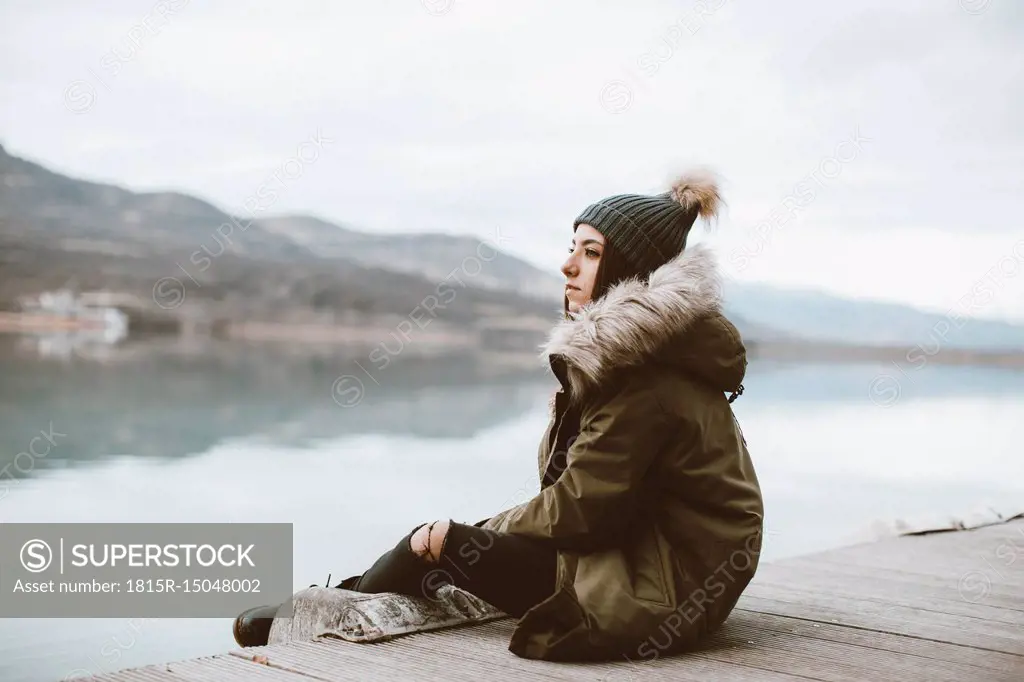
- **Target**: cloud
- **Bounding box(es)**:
[0,0,1021,319]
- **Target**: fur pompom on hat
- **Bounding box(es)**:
[669,170,723,223]
[573,169,723,276]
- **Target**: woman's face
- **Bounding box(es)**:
[561,223,605,314]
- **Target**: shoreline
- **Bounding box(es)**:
[2,315,1023,369]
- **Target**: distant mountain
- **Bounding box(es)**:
[724,282,1024,351]
[0,143,558,344]
[0,143,561,302]
[255,215,559,301]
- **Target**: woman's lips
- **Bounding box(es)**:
[565,284,580,291]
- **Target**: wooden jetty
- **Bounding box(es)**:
[90,514,1022,681]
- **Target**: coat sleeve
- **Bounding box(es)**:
[498,381,669,552]
[473,502,528,531]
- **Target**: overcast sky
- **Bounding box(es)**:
[2,0,1022,321]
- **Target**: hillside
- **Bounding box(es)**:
[0,143,560,301]
[0,143,560,347]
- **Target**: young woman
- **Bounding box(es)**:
[235,171,764,662]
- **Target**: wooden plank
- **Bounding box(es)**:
[388,619,815,681]
[801,554,1024,591]
[737,593,1024,655]
[745,579,1024,643]
[85,668,188,682]
[751,563,1024,624]
[97,653,318,682]
[797,522,1024,585]
[230,620,812,682]
[696,627,1015,682]
[165,656,324,681]
[805,533,1024,578]
[723,609,1023,673]
[234,634,572,682]
[758,558,1024,605]
[777,556,1024,611]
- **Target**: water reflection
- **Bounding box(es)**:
[746,358,1024,403]
[6,337,1024,481]
[0,337,554,479]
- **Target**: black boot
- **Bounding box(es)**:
[232,604,279,647]
[334,574,362,590]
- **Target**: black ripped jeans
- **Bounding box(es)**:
[336,521,558,618]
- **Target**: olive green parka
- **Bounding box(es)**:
[480,244,764,661]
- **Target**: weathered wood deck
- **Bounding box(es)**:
[91,516,1023,681]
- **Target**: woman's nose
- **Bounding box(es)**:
[561,255,577,278]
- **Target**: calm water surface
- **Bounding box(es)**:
[1,338,1022,682]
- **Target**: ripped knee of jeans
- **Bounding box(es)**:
[409,519,451,563]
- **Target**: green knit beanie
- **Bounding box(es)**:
[573,170,723,276]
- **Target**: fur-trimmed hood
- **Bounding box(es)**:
[542,244,746,401]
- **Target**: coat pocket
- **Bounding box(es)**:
[630,525,671,606]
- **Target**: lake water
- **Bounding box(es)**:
[1,338,1022,682]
